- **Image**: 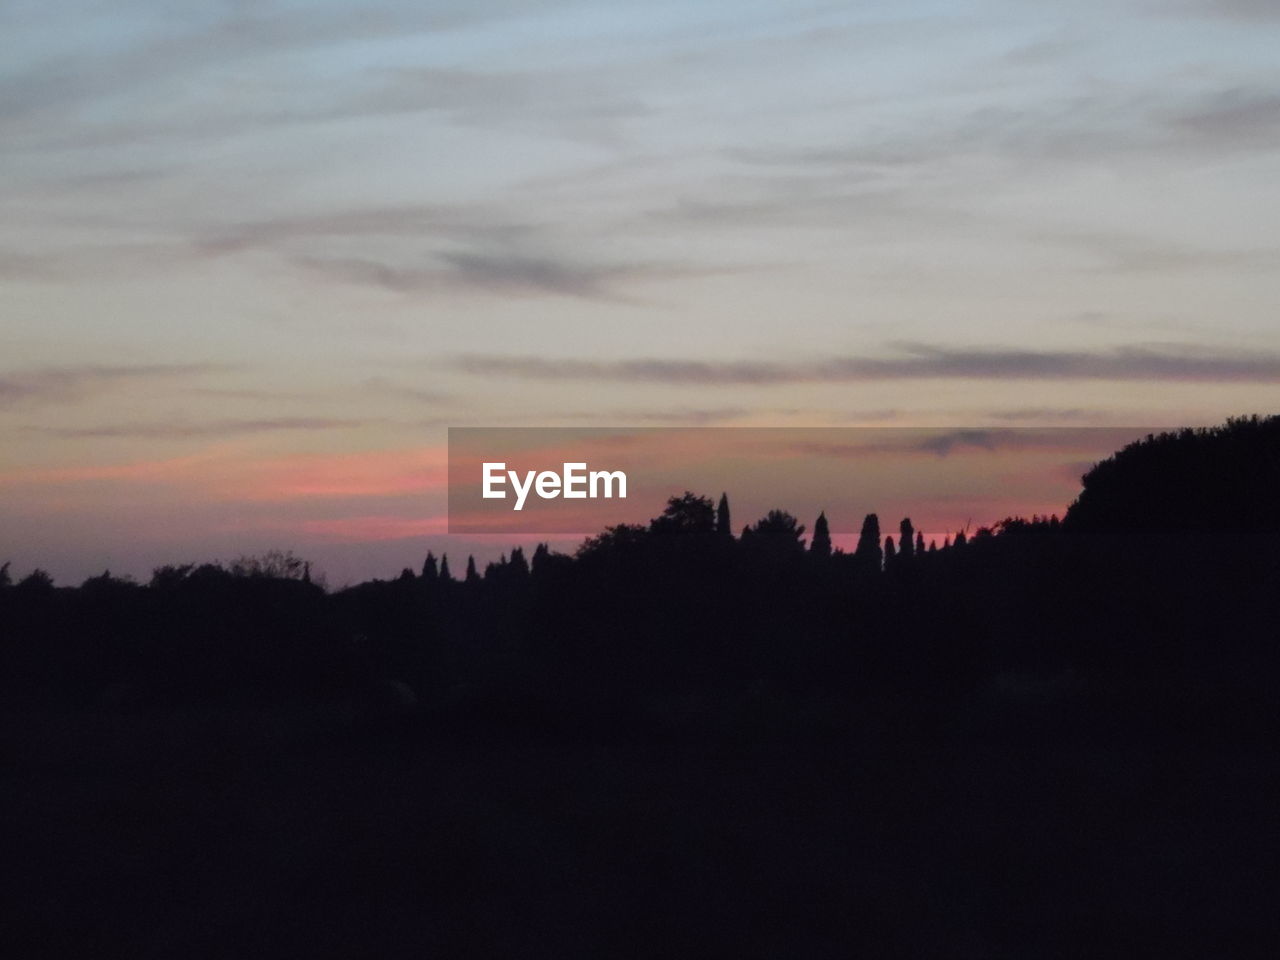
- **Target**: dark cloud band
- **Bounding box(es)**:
[452,343,1280,385]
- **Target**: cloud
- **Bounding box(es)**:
[542,406,754,425]
[986,407,1096,423]
[0,250,61,281]
[30,417,370,439]
[192,203,737,300]
[0,242,191,283]
[192,205,539,257]
[1039,230,1279,274]
[0,363,227,407]
[358,377,453,405]
[0,2,586,147]
[451,343,1280,386]
[1170,88,1280,148]
[300,251,718,301]
[706,81,1280,225]
[786,429,1125,460]
[916,430,1000,456]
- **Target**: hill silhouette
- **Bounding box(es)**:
[2,415,1277,957]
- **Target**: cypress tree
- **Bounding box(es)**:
[465,555,480,583]
[439,554,452,581]
[422,552,438,581]
[716,493,733,539]
[883,535,896,565]
[810,511,832,558]
[899,518,915,560]
[856,513,882,572]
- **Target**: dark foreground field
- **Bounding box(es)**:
[4,678,1275,959]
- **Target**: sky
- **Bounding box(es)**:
[2,0,1279,584]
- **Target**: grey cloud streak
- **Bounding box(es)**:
[28,417,370,439]
[301,252,723,301]
[0,363,227,407]
[452,344,1280,385]
[787,428,1126,460]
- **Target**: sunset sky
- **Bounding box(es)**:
[3,0,1279,584]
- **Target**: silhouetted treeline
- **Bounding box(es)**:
[3,415,1279,718]
[5,416,1280,958]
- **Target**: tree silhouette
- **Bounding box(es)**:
[16,568,54,591]
[744,510,807,558]
[899,518,915,561]
[439,555,452,581]
[577,523,648,560]
[650,492,715,536]
[1065,415,1280,535]
[465,555,480,583]
[422,552,439,581]
[856,513,882,572]
[717,492,733,540]
[531,543,548,572]
[810,511,832,558]
[509,546,529,577]
[229,550,309,580]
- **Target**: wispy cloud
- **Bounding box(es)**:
[787,427,1142,460]
[0,363,226,407]
[0,1,586,148]
[452,343,1280,385]
[358,377,453,406]
[192,205,538,257]
[29,417,370,440]
[986,407,1096,423]
[1039,230,1278,274]
[1170,87,1280,148]
[542,406,754,425]
[300,251,721,300]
